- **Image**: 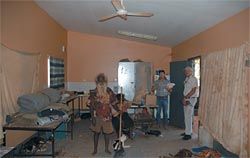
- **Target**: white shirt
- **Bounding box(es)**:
[183,76,199,98]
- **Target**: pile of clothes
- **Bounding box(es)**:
[195,149,221,158]
[159,148,221,158]
[19,136,47,154]
[36,108,69,125]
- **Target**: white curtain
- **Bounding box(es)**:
[0,44,40,140]
[199,42,249,157]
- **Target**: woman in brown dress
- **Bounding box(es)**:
[88,73,117,155]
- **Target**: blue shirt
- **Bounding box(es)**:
[154,79,170,97]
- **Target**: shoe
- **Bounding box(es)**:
[182,135,191,140]
[180,133,192,136]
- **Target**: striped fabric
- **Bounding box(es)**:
[50,57,64,89]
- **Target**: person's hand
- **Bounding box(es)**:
[182,98,187,106]
[182,98,191,106]
[91,117,96,126]
[151,86,155,94]
[119,110,123,114]
[167,88,173,93]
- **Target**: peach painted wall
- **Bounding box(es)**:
[172,8,249,61]
[67,31,171,82]
[1,1,67,89]
[1,1,67,146]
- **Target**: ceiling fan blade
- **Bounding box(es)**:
[127,12,154,17]
[99,13,118,22]
[120,0,125,10]
[111,0,125,11]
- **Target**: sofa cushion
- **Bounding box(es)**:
[41,88,61,103]
[17,93,50,113]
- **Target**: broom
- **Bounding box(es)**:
[113,87,125,157]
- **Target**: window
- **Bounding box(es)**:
[47,56,65,89]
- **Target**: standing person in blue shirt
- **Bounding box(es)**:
[152,70,172,129]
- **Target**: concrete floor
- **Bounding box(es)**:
[56,119,199,158]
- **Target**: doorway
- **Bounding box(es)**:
[169,57,200,129]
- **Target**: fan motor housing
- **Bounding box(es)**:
[117,9,127,15]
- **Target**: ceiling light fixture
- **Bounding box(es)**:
[117,30,157,41]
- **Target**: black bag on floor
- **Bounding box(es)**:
[145,130,161,137]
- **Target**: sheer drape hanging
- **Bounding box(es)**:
[199,42,249,157]
[0,44,40,140]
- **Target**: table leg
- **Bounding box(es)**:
[52,129,55,158]
[71,114,74,140]
[3,128,6,146]
[72,100,75,118]
[78,96,81,117]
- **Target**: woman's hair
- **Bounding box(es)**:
[95,73,108,97]
[95,73,108,84]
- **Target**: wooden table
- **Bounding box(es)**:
[129,103,158,127]
[60,94,81,118]
[3,116,73,157]
[0,146,15,158]
[130,103,158,116]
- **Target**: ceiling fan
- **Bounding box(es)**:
[99,0,154,22]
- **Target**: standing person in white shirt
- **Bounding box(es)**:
[182,66,199,140]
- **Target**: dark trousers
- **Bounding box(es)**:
[112,112,134,136]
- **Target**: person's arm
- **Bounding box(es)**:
[89,102,96,125]
[112,102,120,112]
[122,101,131,112]
[166,85,173,93]
[107,87,117,107]
[88,92,97,125]
[166,80,173,93]
[184,87,197,99]
[151,81,157,94]
[151,86,155,94]
[107,87,121,114]
[184,77,198,99]
[182,77,198,106]
[182,87,196,106]
[167,88,173,93]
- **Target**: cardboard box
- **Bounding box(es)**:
[145,94,157,107]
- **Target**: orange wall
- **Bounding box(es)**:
[1,1,67,146]
[172,8,249,61]
[1,1,67,88]
[67,31,171,82]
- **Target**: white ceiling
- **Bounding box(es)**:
[35,0,249,47]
